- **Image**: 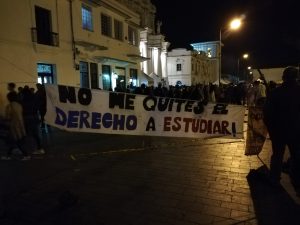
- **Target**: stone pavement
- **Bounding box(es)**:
[0,115,300,225]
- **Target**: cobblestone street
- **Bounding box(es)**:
[1,121,300,225]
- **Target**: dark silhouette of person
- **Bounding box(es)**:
[22,87,45,154]
[153,82,165,97]
[7,82,22,103]
[7,82,16,93]
[2,91,30,160]
[263,66,300,194]
[267,80,277,96]
[35,83,47,129]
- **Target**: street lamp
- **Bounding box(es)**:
[219,18,242,86]
[243,53,249,59]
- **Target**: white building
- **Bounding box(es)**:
[116,0,170,87]
[191,41,220,84]
[140,26,169,87]
[73,0,144,91]
[0,0,162,113]
[167,48,216,86]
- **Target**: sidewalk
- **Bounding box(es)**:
[0,111,299,225]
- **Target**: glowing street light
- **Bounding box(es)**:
[243,53,249,59]
[230,19,242,30]
[219,18,243,85]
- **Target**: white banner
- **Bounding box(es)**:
[45,85,245,139]
[245,107,268,155]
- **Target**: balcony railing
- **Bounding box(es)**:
[31,27,59,47]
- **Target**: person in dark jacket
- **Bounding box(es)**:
[263,66,300,194]
[35,83,47,129]
[22,87,45,155]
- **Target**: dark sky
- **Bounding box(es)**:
[150,0,299,74]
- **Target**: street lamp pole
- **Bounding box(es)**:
[237,58,240,81]
[219,29,222,86]
[237,53,249,81]
[218,18,242,86]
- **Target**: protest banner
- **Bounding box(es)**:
[245,106,268,155]
[45,85,245,139]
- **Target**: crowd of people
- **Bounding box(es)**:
[114,79,272,108]
[1,67,299,197]
[0,78,282,162]
[0,82,46,160]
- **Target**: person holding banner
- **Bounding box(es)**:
[263,66,300,195]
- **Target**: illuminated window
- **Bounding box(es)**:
[37,64,52,73]
[101,13,112,37]
[130,68,137,86]
[114,19,123,41]
[102,65,111,90]
[207,48,212,57]
[37,63,54,84]
[82,5,93,31]
[128,26,137,46]
[176,64,182,71]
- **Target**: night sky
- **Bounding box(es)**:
[150,0,299,74]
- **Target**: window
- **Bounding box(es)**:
[102,65,112,91]
[128,26,137,46]
[115,67,126,91]
[82,5,93,31]
[35,6,53,46]
[101,14,112,37]
[130,68,137,87]
[207,48,212,57]
[176,64,182,71]
[80,61,89,88]
[90,63,98,89]
[114,19,123,41]
[37,63,55,84]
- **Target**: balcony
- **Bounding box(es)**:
[75,40,108,51]
[81,0,101,6]
[31,27,59,47]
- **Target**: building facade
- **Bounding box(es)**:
[140,25,169,86]
[167,48,216,86]
[117,0,170,86]
[0,0,161,113]
[190,41,220,84]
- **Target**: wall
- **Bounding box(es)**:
[167,48,216,86]
[167,49,192,86]
[0,0,76,114]
[0,0,145,114]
